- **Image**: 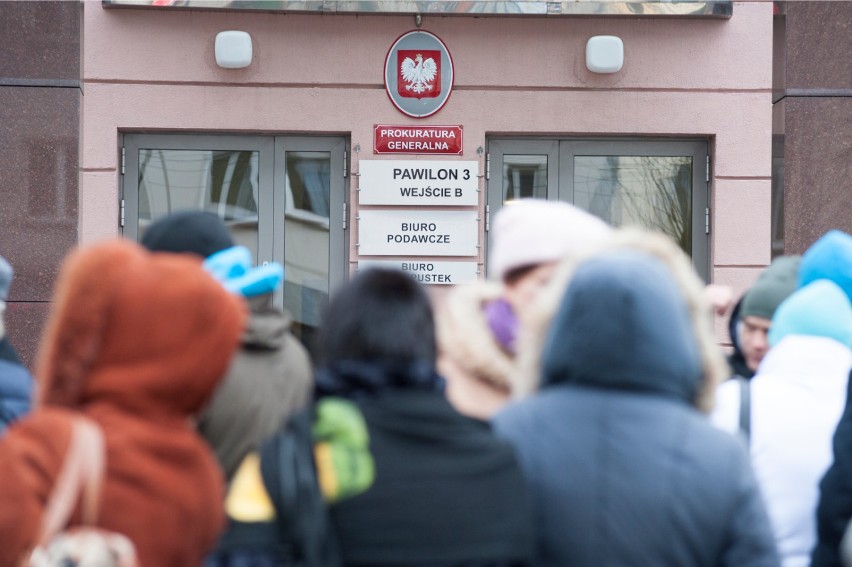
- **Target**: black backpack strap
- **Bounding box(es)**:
[259,408,342,567]
[737,375,751,446]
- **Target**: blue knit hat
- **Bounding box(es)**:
[203,246,284,298]
[798,230,852,303]
[768,280,852,349]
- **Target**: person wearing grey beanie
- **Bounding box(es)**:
[728,255,801,378]
[0,254,34,435]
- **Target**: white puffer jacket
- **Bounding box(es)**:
[713,336,852,567]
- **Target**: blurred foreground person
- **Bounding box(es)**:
[0,254,33,434]
[315,268,534,566]
[436,199,610,418]
[142,210,313,482]
[0,240,246,566]
[714,280,852,567]
[494,231,779,567]
[805,229,852,567]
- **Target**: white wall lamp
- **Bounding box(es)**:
[585,35,624,74]
[215,31,253,69]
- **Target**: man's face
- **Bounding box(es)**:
[740,315,772,372]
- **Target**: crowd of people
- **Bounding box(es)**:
[0,201,850,567]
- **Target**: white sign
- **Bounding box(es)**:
[358,209,478,256]
[359,160,478,206]
[358,260,479,285]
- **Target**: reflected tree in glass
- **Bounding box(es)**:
[283,152,331,349]
[574,156,692,254]
[138,149,260,260]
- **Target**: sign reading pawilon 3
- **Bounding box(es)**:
[359,160,478,206]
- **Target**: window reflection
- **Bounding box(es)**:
[574,156,692,254]
[284,152,331,348]
[503,155,547,203]
[138,149,259,260]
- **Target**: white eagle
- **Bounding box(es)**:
[400,53,438,94]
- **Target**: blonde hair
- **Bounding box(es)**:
[512,228,728,414]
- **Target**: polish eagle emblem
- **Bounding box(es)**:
[397,50,441,99]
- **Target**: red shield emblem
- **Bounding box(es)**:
[397,50,441,100]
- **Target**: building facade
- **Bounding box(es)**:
[2,1,846,367]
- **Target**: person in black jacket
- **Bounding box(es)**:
[315,267,534,567]
[806,229,852,567]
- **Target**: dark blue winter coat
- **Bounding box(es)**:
[0,337,32,434]
[492,250,779,567]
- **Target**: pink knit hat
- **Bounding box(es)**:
[489,199,611,281]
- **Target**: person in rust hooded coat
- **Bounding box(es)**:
[0,240,246,567]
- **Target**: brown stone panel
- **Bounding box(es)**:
[4,301,50,373]
[0,86,79,302]
[0,1,80,82]
[783,97,852,255]
[785,1,852,91]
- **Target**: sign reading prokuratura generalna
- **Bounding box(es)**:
[374,125,463,155]
[384,30,454,119]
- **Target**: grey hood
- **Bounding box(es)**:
[541,250,703,404]
[514,229,728,412]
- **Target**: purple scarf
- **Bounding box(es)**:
[485,298,519,354]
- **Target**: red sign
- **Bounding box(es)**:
[397,50,441,100]
[374,125,463,155]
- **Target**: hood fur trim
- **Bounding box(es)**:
[435,282,515,392]
[514,229,728,413]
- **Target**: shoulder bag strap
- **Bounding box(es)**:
[737,376,751,446]
[35,416,106,547]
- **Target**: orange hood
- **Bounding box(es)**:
[35,239,246,419]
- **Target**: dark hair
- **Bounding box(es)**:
[315,268,436,366]
[503,263,540,286]
[141,210,234,258]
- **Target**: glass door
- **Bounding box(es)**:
[123,133,347,349]
[487,138,709,280]
[273,137,347,347]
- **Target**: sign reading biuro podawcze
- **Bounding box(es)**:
[384,30,454,119]
[358,210,478,256]
[375,125,463,155]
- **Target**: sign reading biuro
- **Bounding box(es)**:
[359,160,478,206]
[358,210,478,256]
[384,30,454,119]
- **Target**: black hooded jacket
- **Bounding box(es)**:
[812,368,852,567]
[727,298,755,379]
[320,361,535,567]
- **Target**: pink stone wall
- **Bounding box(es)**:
[81,1,774,343]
